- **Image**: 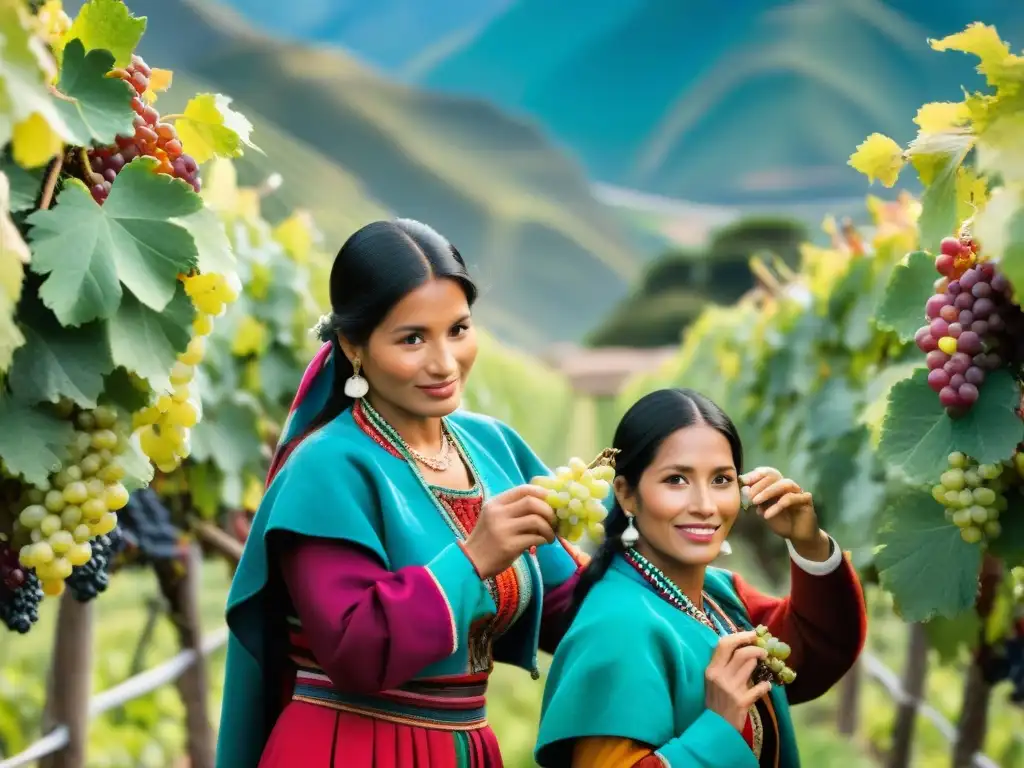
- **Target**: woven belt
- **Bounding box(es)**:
[292,671,489,731]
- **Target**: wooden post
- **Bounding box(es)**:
[835,660,862,737]
[40,594,94,768]
[952,555,1002,768]
[887,622,929,768]
[155,542,215,768]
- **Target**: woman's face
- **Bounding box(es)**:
[353,278,477,419]
[616,424,741,568]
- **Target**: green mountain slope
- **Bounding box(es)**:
[417,0,1024,205]
[96,0,639,348]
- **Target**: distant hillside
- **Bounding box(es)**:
[73,0,639,349]
[214,0,1024,207]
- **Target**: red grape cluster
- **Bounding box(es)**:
[915,235,1024,415]
[84,54,200,204]
[0,540,25,592]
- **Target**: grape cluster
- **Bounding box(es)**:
[0,542,43,635]
[752,624,797,686]
[932,451,1009,544]
[14,405,130,597]
[533,450,616,543]
[117,488,183,562]
[133,273,237,472]
[66,526,125,602]
[83,53,200,204]
[916,235,1024,416]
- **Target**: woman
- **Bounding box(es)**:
[535,388,866,768]
[217,219,587,768]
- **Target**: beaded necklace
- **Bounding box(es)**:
[623,547,766,762]
[623,548,722,634]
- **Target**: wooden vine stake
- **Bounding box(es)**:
[952,555,1003,767]
[154,540,214,768]
[40,593,94,768]
[887,622,929,768]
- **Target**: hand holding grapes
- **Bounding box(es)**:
[740,467,826,557]
[704,631,773,732]
[461,485,556,579]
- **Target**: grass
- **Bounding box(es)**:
[3,551,1023,767]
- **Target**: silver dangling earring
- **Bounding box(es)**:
[620,513,639,548]
[719,540,733,556]
[344,357,370,399]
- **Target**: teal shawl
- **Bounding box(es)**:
[216,406,579,768]
[535,556,799,768]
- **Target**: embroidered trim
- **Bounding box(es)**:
[423,566,459,656]
[653,752,671,767]
[291,696,488,731]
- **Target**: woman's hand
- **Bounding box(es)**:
[461,485,556,579]
[704,631,773,732]
[740,466,827,557]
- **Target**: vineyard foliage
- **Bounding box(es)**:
[621,23,1024,660]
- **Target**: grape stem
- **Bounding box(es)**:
[160,113,185,122]
[46,82,75,103]
[78,146,93,178]
[39,154,64,210]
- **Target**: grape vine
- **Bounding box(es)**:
[0,0,258,629]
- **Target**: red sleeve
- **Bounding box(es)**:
[280,538,458,694]
[731,551,866,705]
[538,567,584,654]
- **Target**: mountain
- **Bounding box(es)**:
[72,0,640,348]
[212,0,1024,207]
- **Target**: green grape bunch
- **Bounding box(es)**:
[751,624,797,686]
[532,449,618,544]
[932,451,1012,544]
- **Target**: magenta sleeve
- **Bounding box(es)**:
[279,538,464,694]
[538,567,583,654]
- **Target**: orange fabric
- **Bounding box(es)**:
[572,737,663,767]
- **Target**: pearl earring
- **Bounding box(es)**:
[344,357,370,399]
[620,514,639,548]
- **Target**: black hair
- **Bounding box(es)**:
[567,388,743,623]
[304,218,477,434]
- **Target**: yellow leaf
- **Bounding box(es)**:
[12,112,63,168]
[142,67,172,105]
[199,157,239,213]
[175,93,259,165]
[58,0,146,68]
[236,189,261,223]
[249,263,271,301]
[242,475,263,512]
[976,113,1024,184]
[928,23,1013,86]
[33,0,71,46]
[914,102,969,134]
[955,167,988,227]
[231,315,268,358]
[272,211,316,263]
[0,171,28,371]
[848,133,905,187]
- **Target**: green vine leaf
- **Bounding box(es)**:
[107,286,194,392]
[26,158,202,326]
[873,250,936,342]
[877,367,1024,483]
[54,40,136,145]
[7,301,113,408]
[876,487,982,622]
[0,398,74,486]
[60,0,147,70]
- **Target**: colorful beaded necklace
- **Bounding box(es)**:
[623,547,766,761]
[623,548,723,634]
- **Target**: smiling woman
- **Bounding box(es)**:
[535,388,867,768]
[217,219,588,768]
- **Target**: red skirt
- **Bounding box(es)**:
[258,700,503,767]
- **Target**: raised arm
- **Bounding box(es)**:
[730,535,867,704]
[279,536,487,694]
